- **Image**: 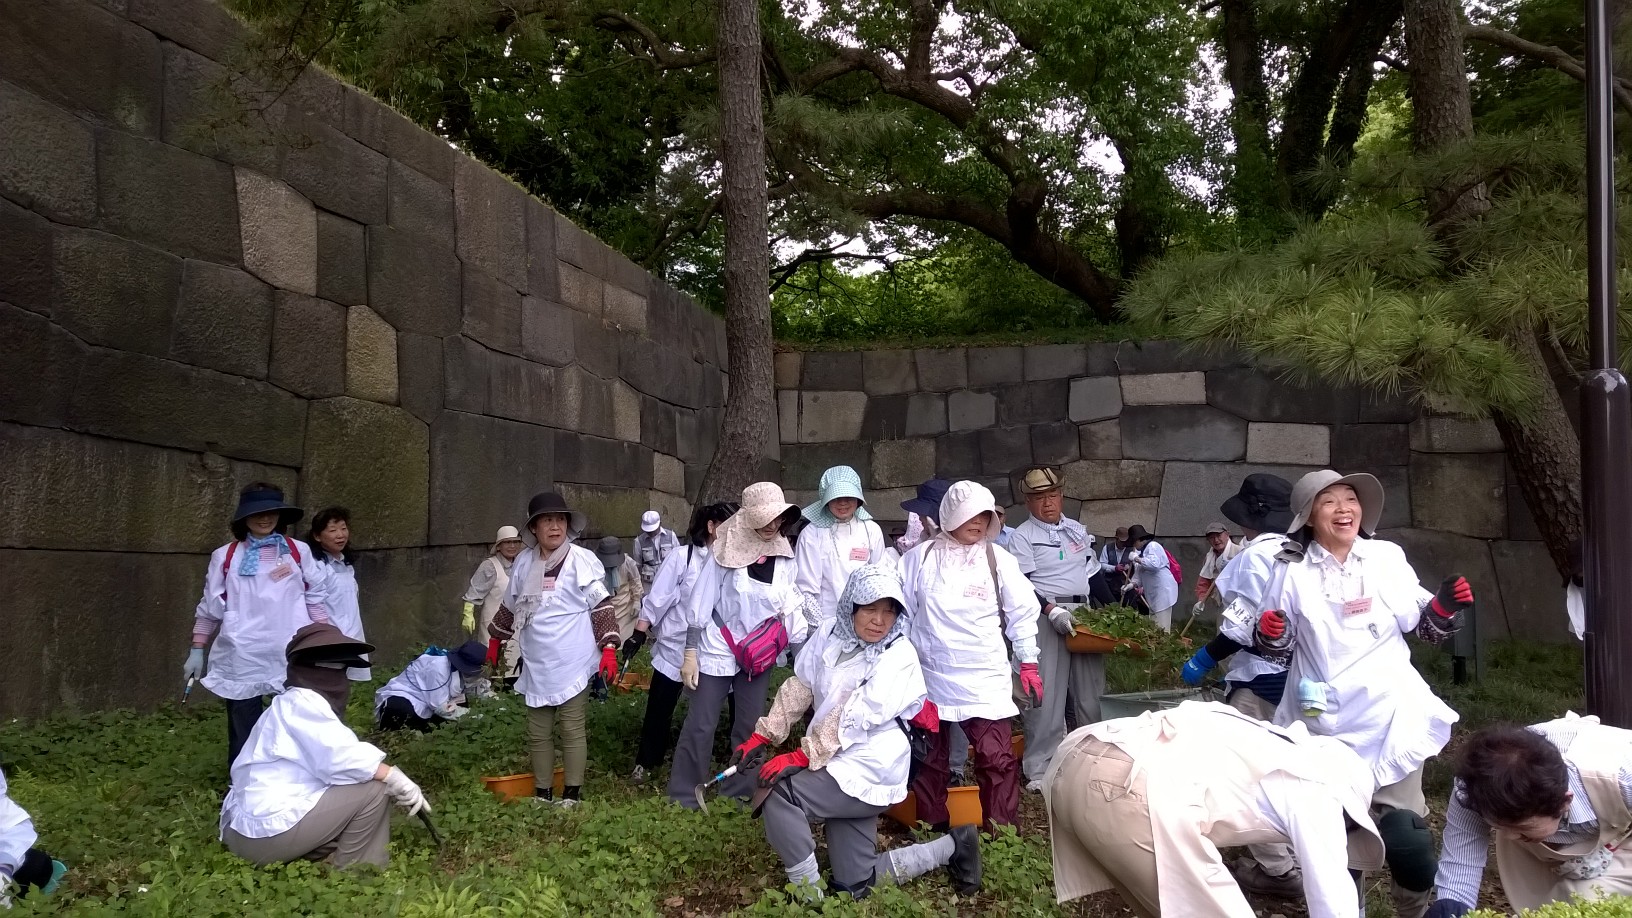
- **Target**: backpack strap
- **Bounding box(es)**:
[283,535,303,564]
[711,608,738,652]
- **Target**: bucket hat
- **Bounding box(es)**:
[1220,474,1293,535]
[712,482,798,569]
[492,525,523,553]
[901,478,952,524]
[233,486,303,527]
[594,535,626,568]
[1287,470,1384,535]
[1127,524,1156,546]
[803,466,873,527]
[285,622,373,668]
[448,640,488,677]
[640,510,663,533]
[1017,466,1064,496]
[524,491,587,542]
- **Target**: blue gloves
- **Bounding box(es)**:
[182,647,205,681]
[1180,647,1215,686]
[1425,901,1470,918]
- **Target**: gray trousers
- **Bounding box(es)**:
[666,668,770,806]
[223,781,391,869]
[762,768,895,892]
[947,721,968,776]
[1021,622,1106,782]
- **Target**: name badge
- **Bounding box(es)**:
[849,547,870,561]
[1343,597,1373,617]
[1068,539,1085,554]
[542,577,558,592]
[963,584,989,601]
[268,563,294,583]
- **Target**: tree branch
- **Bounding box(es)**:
[592,10,715,69]
[1465,23,1632,115]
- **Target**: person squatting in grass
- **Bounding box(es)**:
[373,641,489,733]
[184,483,336,768]
[487,491,623,806]
[0,768,67,908]
[733,565,982,901]
[220,624,430,870]
[306,506,370,684]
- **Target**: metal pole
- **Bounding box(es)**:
[1582,0,1632,727]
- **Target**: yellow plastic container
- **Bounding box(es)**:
[482,767,565,802]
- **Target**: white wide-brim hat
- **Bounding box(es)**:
[1287,470,1384,535]
[492,525,523,552]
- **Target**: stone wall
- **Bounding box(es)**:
[774,343,1568,643]
[0,0,731,718]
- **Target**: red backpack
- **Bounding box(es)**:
[220,537,306,599]
[1164,548,1182,585]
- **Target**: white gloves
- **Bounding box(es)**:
[1,868,13,909]
[380,766,430,816]
[680,648,700,691]
[437,703,467,721]
[1191,600,1207,617]
[183,647,205,681]
[1046,606,1077,636]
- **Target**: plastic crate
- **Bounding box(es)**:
[1097,687,1217,719]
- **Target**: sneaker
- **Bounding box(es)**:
[1231,859,1303,898]
[1025,779,1044,794]
[556,797,580,809]
[946,824,982,895]
[629,765,647,785]
[531,788,554,805]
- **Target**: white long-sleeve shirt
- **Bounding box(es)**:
[0,770,36,876]
[373,652,464,720]
[794,519,890,627]
[1132,540,1179,612]
[641,545,710,682]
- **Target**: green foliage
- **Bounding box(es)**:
[1471,895,1632,917]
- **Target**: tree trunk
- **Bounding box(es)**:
[697,0,774,505]
[1219,0,1286,236]
[1492,332,1584,574]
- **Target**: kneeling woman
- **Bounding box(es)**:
[374,641,488,732]
[733,565,981,900]
[221,624,430,869]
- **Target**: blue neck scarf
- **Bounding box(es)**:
[240,533,290,576]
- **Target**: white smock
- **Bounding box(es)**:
[195,539,333,700]
[503,545,611,708]
[642,545,709,682]
[220,687,386,839]
[1262,537,1455,787]
[373,653,463,720]
[318,555,369,681]
[686,554,808,679]
[900,539,1040,722]
[1214,532,1290,685]
[794,518,891,627]
[795,620,928,806]
[1014,516,1098,599]
[1132,540,1179,612]
[0,770,36,876]
[1567,582,1586,640]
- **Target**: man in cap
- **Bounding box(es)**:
[635,511,680,588]
[1011,466,1109,793]
[1193,522,1242,617]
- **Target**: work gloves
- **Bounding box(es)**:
[1018,662,1044,706]
[182,647,205,681]
[381,766,430,817]
[598,647,620,684]
[1430,575,1474,619]
[908,699,940,733]
[1425,900,1471,918]
[1180,648,1216,686]
[729,733,773,771]
[460,602,476,632]
[680,648,700,691]
[758,750,809,787]
[620,629,647,665]
[485,638,503,668]
[1045,606,1076,636]
[1258,610,1287,641]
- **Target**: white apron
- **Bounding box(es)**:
[687,555,806,679]
[796,622,926,806]
[643,546,709,682]
[794,520,890,628]
[320,558,369,681]
[199,539,331,700]
[504,546,611,708]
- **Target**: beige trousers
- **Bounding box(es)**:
[1226,688,1296,876]
[1048,738,1164,916]
[528,687,590,790]
[223,781,392,869]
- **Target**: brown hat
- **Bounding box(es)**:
[1018,466,1064,496]
[286,623,373,668]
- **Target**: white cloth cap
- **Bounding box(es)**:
[641,510,662,532]
[938,481,998,537]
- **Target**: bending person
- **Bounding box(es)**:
[374,641,487,733]
[0,771,66,907]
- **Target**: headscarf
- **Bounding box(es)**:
[802,466,873,528]
[832,564,910,664]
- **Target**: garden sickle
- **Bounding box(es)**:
[417,810,444,848]
[692,764,739,814]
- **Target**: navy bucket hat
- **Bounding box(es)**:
[233,486,304,527]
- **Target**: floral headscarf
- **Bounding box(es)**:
[832,564,910,663]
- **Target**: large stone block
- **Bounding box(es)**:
[524,197,559,301]
[486,351,558,427]
[797,391,869,443]
[573,313,621,379]
[1358,389,1420,423]
[557,483,651,538]
[341,86,390,154]
[346,304,397,404]
[863,349,917,395]
[995,380,1069,426]
[618,334,703,408]
[1489,540,1571,641]
[0,79,97,224]
[0,198,52,316]
[283,116,388,225]
[235,168,316,295]
[1382,528,1511,641]
[1506,463,1544,541]
[1080,497,1159,537]
[640,394,679,456]
[1357,465,1412,532]
[350,545,490,667]
[453,154,527,290]
[1205,368,1361,423]
[1111,340,1246,374]
[0,0,162,137]
[778,389,799,445]
[613,381,642,442]
[315,210,366,307]
[302,398,429,548]
[367,225,461,335]
[604,285,648,334]
[269,291,345,398]
[428,410,553,544]
[915,348,968,391]
[1246,423,1331,465]
[461,265,522,355]
[160,44,281,176]
[1121,406,1247,461]
[384,108,454,186]
[653,452,686,495]
[387,159,453,248]
[1068,376,1122,423]
[1024,343,1088,380]
[774,351,802,390]
[872,440,936,488]
[442,335,489,414]
[1121,372,1206,406]
[130,0,244,60]
[979,426,1033,477]
[948,389,996,431]
[556,214,609,275]
[396,332,442,423]
[560,262,605,317]
[1332,423,1410,468]
[68,347,306,466]
[1409,416,1504,453]
[781,442,872,488]
[0,303,83,427]
[521,295,576,367]
[1078,419,1121,459]
[967,347,1023,386]
[554,432,647,487]
[935,431,981,479]
[1154,461,1322,537]
[1410,452,1506,538]
[170,259,273,378]
[647,490,693,531]
[803,351,863,390]
[1062,459,1164,501]
[53,226,181,356]
[860,394,909,441]
[905,393,947,436]
[1031,421,1080,466]
[99,130,240,263]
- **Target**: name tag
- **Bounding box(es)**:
[1068,539,1085,554]
[963,584,989,601]
[268,563,294,583]
[542,577,558,592]
[1343,597,1372,617]
[849,547,870,561]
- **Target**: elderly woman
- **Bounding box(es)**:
[667,483,813,808]
[1124,525,1179,629]
[374,641,488,733]
[900,480,1042,831]
[220,624,429,869]
[733,565,982,900]
[1228,470,1476,918]
[462,526,525,680]
[1428,716,1632,917]
[795,466,891,632]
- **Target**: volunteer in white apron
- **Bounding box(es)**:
[635,510,680,588]
[900,480,1042,831]
[0,771,65,907]
[463,526,524,680]
[1193,521,1242,616]
[1243,470,1476,918]
[668,483,812,808]
[308,507,369,682]
[221,624,430,870]
[628,502,736,785]
[1044,701,1385,918]
[488,491,622,805]
[1011,466,1107,793]
[185,483,334,767]
[1429,716,1632,917]
[595,536,645,642]
[1125,525,1179,629]
[795,465,891,631]
[374,641,487,732]
[732,565,982,900]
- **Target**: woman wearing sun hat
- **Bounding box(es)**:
[667,482,814,808]
[461,525,525,680]
[185,482,336,766]
[795,466,891,631]
[374,640,489,732]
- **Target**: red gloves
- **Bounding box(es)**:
[1258,610,1287,641]
[758,750,809,786]
[729,732,773,769]
[909,699,940,733]
[486,638,502,667]
[1431,575,1474,619]
[1019,663,1043,705]
[599,647,619,683]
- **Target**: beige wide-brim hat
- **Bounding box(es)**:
[712,482,798,568]
[1017,466,1064,496]
[492,525,523,553]
[1287,470,1384,535]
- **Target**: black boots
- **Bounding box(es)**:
[946,824,983,896]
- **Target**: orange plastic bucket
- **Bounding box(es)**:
[482,767,565,802]
[884,786,983,829]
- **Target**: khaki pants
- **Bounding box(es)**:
[1225,688,1296,876]
[224,781,392,869]
[1363,768,1431,918]
[528,688,590,790]
[1048,738,1163,915]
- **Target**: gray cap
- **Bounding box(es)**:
[1205,521,1230,535]
[1288,470,1384,535]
